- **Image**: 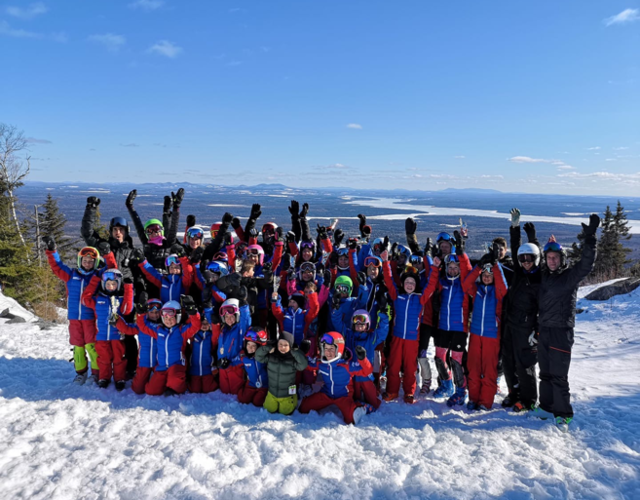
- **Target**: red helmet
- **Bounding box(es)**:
[244,328,268,346]
[262,222,278,237]
[319,331,345,363]
[210,222,221,239]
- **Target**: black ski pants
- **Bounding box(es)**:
[538,326,574,419]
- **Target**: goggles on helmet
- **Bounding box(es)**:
[79,247,99,260]
[300,262,315,272]
[336,248,349,257]
[166,255,181,267]
[247,248,262,256]
[481,263,493,275]
[437,232,452,243]
[335,284,350,295]
[110,216,128,229]
[146,224,163,235]
[444,254,460,265]
[352,314,369,326]
[320,333,336,346]
[187,227,204,240]
[409,255,423,266]
[147,299,162,311]
[364,256,382,268]
[161,309,177,318]
[102,271,121,283]
[300,241,315,250]
[543,241,563,253]
[220,305,239,316]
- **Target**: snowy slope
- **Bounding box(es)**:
[0,285,639,500]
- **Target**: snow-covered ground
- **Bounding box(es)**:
[0,282,639,500]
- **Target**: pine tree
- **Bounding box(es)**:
[613,200,632,269]
[40,193,76,261]
[594,202,633,280]
[94,206,110,241]
[566,231,585,264]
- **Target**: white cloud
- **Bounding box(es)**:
[586,146,601,150]
[559,171,640,184]
[6,2,48,20]
[556,165,575,171]
[88,33,126,52]
[129,0,164,11]
[454,155,465,159]
[0,20,40,38]
[604,8,640,27]
[508,156,548,163]
[346,123,362,130]
[605,158,617,162]
[613,146,629,150]
[148,40,183,58]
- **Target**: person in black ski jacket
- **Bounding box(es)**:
[531,214,599,430]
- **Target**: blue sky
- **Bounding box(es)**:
[1,0,639,195]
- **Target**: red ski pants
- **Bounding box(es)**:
[353,380,381,410]
[385,336,419,397]
[219,364,244,395]
[237,384,268,407]
[145,365,187,395]
[69,319,97,346]
[96,340,126,382]
[189,374,219,394]
[299,392,359,424]
[131,366,153,395]
[467,334,500,408]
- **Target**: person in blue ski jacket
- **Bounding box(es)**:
[188,314,218,394]
[238,328,269,407]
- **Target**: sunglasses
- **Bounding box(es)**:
[79,247,99,259]
[518,254,536,263]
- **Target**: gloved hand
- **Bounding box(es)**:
[348,238,358,250]
[42,235,56,251]
[357,272,366,286]
[249,228,258,239]
[135,295,148,315]
[170,243,186,258]
[186,214,196,228]
[362,225,371,238]
[263,262,273,273]
[275,227,284,242]
[491,244,501,264]
[250,203,262,220]
[288,200,300,217]
[333,229,345,247]
[181,294,198,315]
[332,293,342,309]
[163,195,171,213]
[190,246,204,264]
[121,266,134,284]
[390,242,398,259]
[355,346,366,360]
[323,269,332,285]
[479,252,492,266]
[125,190,137,209]
[357,214,367,234]
[286,268,296,281]
[316,225,328,239]
[523,222,537,242]
[172,188,185,209]
[405,217,417,236]
[510,208,520,228]
[236,286,248,305]
[582,214,600,237]
[383,236,390,252]
[376,289,388,310]
[223,232,233,246]
[286,231,296,245]
[231,217,242,230]
[316,262,325,275]
[86,196,100,209]
[329,251,339,266]
[202,286,213,304]
[218,358,230,370]
[299,203,309,218]
[300,339,311,355]
[222,212,233,225]
[454,230,464,255]
[97,241,111,256]
[129,248,145,266]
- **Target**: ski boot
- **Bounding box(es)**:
[432,378,454,399]
[501,392,518,408]
[97,379,110,389]
[88,374,99,385]
[555,416,572,433]
[513,401,533,413]
[382,392,399,402]
[419,378,432,395]
[115,381,126,392]
[528,406,554,420]
[404,394,416,405]
[466,400,478,411]
[73,373,88,385]
[353,406,367,425]
[446,387,467,407]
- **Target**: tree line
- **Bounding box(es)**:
[0,122,636,317]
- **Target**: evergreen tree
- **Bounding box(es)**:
[94,206,110,241]
[35,193,76,263]
[566,230,585,264]
[613,200,632,268]
[594,202,633,280]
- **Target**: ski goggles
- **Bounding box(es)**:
[336,248,349,257]
[110,216,128,229]
[335,284,350,295]
[147,299,162,311]
[364,256,382,268]
[102,271,121,282]
[161,309,178,318]
[543,241,563,253]
[481,264,493,275]
[444,254,459,265]
[300,241,314,250]
[352,314,369,326]
[436,232,452,243]
[404,265,419,275]
[247,248,262,256]
[300,262,315,273]
[187,227,204,240]
[409,255,423,266]
[320,333,336,346]
[220,305,239,316]
[79,247,99,260]
[245,330,267,345]
[145,224,163,235]
[165,256,181,267]
[518,254,536,263]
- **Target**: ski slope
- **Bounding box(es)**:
[0,283,638,500]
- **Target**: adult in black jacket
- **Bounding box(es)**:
[80,196,141,377]
[502,217,542,411]
[534,214,599,428]
[125,188,182,270]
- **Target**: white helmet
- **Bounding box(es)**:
[517,243,541,267]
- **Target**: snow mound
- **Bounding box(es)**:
[0,290,38,323]
[0,287,639,499]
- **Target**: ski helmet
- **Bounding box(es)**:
[144,219,164,236]
[161,300,182,324]
[206,261,229,276]
[288,292,306,310]
[400,267,420,292]
[210,222,221,239]
[101,268,122,292]
[247,244,265,265]
[77,247,100,274]
[298,261,316,280]
[334,275,353,297]
[186,226,204,242]
[320,331,345,364]
[518,242,541,267]
[109,216,129,234]
[220,298,240,323]
[351,310,371,330]
[543,240,567,269]
[436,232,455,254]
[299,239,317,260]
[244,328,268,346]
[261,222,278,240]
[371,238,385,255]
[396,244,412,261]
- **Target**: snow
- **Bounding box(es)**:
[1,284,639,499]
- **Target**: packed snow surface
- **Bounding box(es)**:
[0,282,639,500]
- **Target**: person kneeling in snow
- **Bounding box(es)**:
[298,332,374,425]
[238,328,269,407]
[188,314,219,394]
[135,295,201,396]
[255,332,308,415]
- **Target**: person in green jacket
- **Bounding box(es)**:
[255,331,308,415]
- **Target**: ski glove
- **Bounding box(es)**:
[97,241,111,256]
[231,217,242,230]
[222,212,233,225]
[129,248,145,266]
[510,208,520,228]
[523,222,537,242]
[42,236,56,251]
[316,225,328,240]
[288,200,300,217]
[170,243,186,258]
[333,228,345,247]
[405,217,417,236]
[299,203,309,219]
[300,340,311,355]
[582,214,600,237]
[357,214,367,233]
[186,214,196,228]
[218,358,230,370]
[172,188,185,209]
[355,346,367,361]
[86,196,100,209]
[454,230,464,255]
[250,203,262,220]
[181,295,197,316]
[163,196,171,213]
[126,190,137,209]
[190,246,204,264]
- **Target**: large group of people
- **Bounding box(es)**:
[42,188,600,431]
